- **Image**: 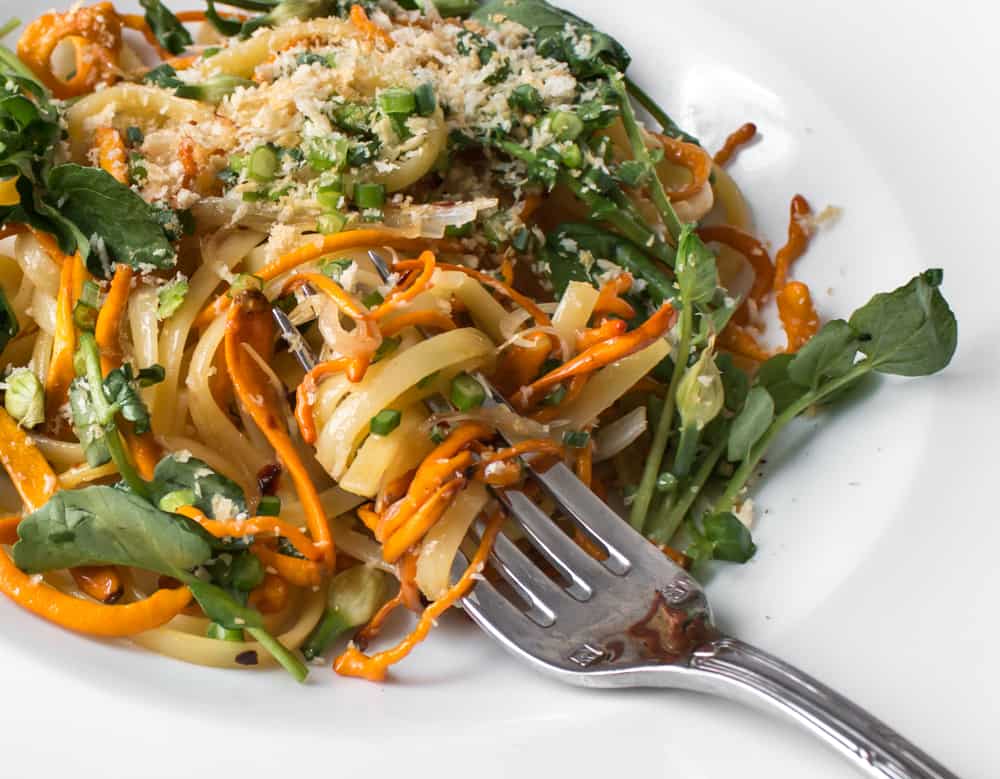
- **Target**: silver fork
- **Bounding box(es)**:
[276,252,957,779]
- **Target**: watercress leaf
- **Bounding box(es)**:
[675,223,717,306]
[13,485,214,575]
[716,353,749,413]
[0,287,18,353]
[46,164,177,277]
[205,0,245,36]
[848,269,957,376]
[473,0,630,78]
[151,454,248,518]
[727,386,774,462]
[142,63,184,90]
[139,0,193,55]
[787,318,859,390]
[756,353,807,414]
[543,223,674,305]
[177,574,264,630]
[702,512,756,563]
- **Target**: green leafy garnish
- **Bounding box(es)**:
[139,0,193,55]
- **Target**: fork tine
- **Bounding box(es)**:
[527,463,656,575]
[503,490,603,601]
[477,528,560,627]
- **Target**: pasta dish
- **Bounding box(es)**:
[0,0,957,682]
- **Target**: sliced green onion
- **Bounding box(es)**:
[228,273,264,297]
[378,87,416,116]
[157,277,188,320]
[315,179,345,210]
[72,301,97,332]
[247,145,279,182]
[413,82,437,116]
[257,495,281,516]
[353,181,385,209]
[562,430,590,448]
[175,74,254,104]
[306,136,348,172]
[319,258,352,281]
[560,142,583,169]
[444,221,474,238]
[207,623,244,641]
[159,489,197,513]
[429,422,449,443]
[317,211,347,235]
[370,408,402,436]
[416,369,440,389]
[550,110,584,141]
[449,372,485,411]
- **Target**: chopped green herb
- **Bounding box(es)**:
[450,372,486,411]
[370,409,402,436]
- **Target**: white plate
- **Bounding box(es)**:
[2,1,997,776]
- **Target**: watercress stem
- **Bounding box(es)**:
[247,626,308,683]
[77,332,149,499]
[648,434,727,544]
[608,72,683,242]
[714,361,872,513]
[672,422,700,478]
[623,76,701,146]
[629,303,693,532]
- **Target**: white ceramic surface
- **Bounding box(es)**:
[1,1,996,776]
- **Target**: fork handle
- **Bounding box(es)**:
[681,636,958,779]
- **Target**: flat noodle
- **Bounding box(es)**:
[154,229,264,436]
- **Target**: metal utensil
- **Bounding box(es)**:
[279,251,958,779]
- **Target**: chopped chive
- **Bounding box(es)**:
[317,211,347,235]
[450,372,485,411]
[257,495,281,516]
[416,370,440,389]
[315,180,345,210]
[125,125,144,146]
[207,623,244,641]
[413,82,437,116]
[319,257,352,280]
[72,301,97,332]
[370,409,402,436]
[159,488,196,513]
[379,87,416,116]
[353,181,385,209]
[541,384,567,406]
[247,145,279,182]
[228,273,264,296]
[362,290,384,309]
[562,430,590,448]
[444,221,474,238]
